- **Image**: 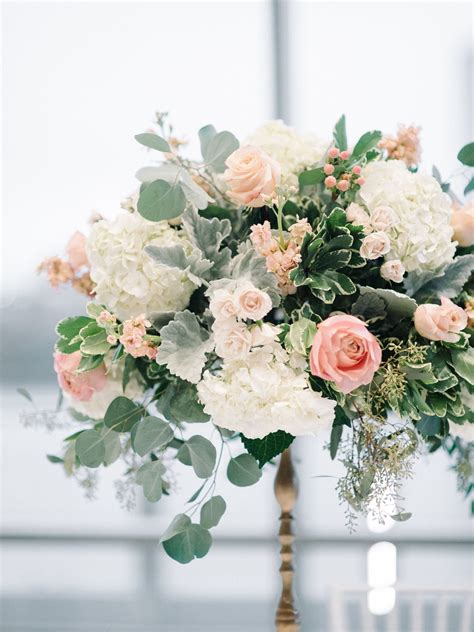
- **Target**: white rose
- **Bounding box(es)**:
[346,203,371,231]
[209,289,239,321]
[370,205,396,231]
[360,232,391,260]
[214,322,253,360]
[234,282,273,321]
[380,259,406,283]
[251,322,280,347]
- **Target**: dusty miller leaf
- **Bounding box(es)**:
[228,244,280,307]
[410,255,474,302]
[358,286,417,320]
[182,207,232,277]
[145,244,213,286]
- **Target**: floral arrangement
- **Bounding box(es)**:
[28,113,474,564]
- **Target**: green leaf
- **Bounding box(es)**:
[102,429,121,466]
[200,495,226,529]
[352,130,382,159]
[76,355,104,373]
[168,381,210,423]
[56,316,93,354]
[122,354,135,392]
[351,292,387,322]
[227,454,262,487]
[145,244,213,286]
[330,424,343,460]
[161,514,212,564]
[358,286,417,320]
[391,512,412,522]
[417,415,442,437]
[104,396,143,432]
[17,387,33,403]
[47,454,64,464]
[187,482,206,503]
[75,429,105,468]
[136,461,165,502]
[79,324,111,356]
[411,255,474,301]
[451,348,474,385]
[201,130,239,172]
[182,207,231,278]
[241,431,294,468]
[138,179,186,222]
[457,142,474,167]
[464,178,474,196]
[134,416,174,456]
[156,310,214,384]
[135,132,171,153]
[184,436,216,479]
[198,124,217,157]
[333,115,347,150]
[284,318,317,355]
[299,168,325,187]
[324,271,357,295]
[359,470,375,497]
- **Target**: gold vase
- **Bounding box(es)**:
[274,447,300,631]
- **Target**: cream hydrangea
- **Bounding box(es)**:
[197,342,336,439]
[68,355,144,420]
[87,211,195,320]
[358,160,455,274]
[246,120,327,187]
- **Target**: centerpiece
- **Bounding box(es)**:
[28,113,473,630]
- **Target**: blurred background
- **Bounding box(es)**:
[1,1,473,631]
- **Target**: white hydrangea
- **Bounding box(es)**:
[68,355,144,421]
[87,211,195,321]
[246,120,327,187]
[359,161,455,274]
[197,342,336,439]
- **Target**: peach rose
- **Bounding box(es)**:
[66,231,89,271]
[309,314,382,394]
[360,231,391,260]
[451,202,474,248]
[234,282,272,321]
[414,297,468,343]
[53,351,107,401]
[224,145,281,208]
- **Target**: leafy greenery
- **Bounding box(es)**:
[133,416,174,456]
[104,397,144,432]
[136,460,166,502]
[227,454,262,486]
[333,114,347,150]
[160,514,212,564]
[200,496,226,529]
[241,431,294,467]
[178,436,216,479]
[75,429,105,468]
[457,142,474,167]
[199,126,239,172]
[135,132,171,153]
[137,179,186,222]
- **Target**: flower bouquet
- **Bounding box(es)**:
[32,113,473,565]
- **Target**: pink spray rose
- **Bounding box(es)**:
[53,351,107,401]
[66,231,89,271]
[223,145,281,208]
[414,297,468,343]
[309,315,382,394]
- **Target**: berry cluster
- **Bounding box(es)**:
[323,147,365,193]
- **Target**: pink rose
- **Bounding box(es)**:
[451,202,474,248]
[360,231,391,260]
[309,315,382,394]
[234,282,272,321]
[224,145,281,208]
[53,351,107,401]
[66,231,89,271]
[414,297,468,343]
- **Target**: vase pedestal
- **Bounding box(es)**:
[274,447,300,632]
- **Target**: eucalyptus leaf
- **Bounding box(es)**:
[138,179,186,222]
[330,424,343,460]
[391,512,412,522]
[136,461,165,502]
[135,132,171,153]
[200,495,226,529]
[136,164,213,210]
[227,454,262,487]
[333,115,347,150]
[156,310,214,384]
[185,436,216,479]
[75,429,105,468]
[102,429,122,466]
[201,130,239,172]
[134,416,174,456]
[161,516,212,564]
[168,381,210,423]
[17,387,34,403]
[457,142,474,167]
[104,396,143,432]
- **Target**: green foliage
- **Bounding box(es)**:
[351,292,387,323]
[135,132,171,153]
[299,167,325,187]
[167,380,210,423]
[284,318,316,355]
[417,415,442,437]
[182,207,232,278]
[75,429,105,468]
[333,115,347,150]
[227,245,281,307]
[145,244,213,286]
[227,454,262,486]
[464,178,474,195]
[156,310,214,384]
[409,255,474,301]
[351,130,382,159]
[200,496,226,529]
[137,179,186,222]
[330,425,343,460]
[290,208,363,303]
[451,348,474,385]
[136,460,166,502]
[241,431,294,468]
[134,416,174,456]
[160,514,212,564]
[199,126,239,172]
[17,387,34,403]
[177,436,216,478]
[102,429,122,466]
[357,287,417,321]
[104,396,144,432]
[55,316,93,354]
[457,142,474,167]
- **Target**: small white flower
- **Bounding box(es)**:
[360,232,391,260]
[214,322,254,360]
[234,282,273,321]
[209,289,239,321]
[370,205,396,231]
[380,259,405,283]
